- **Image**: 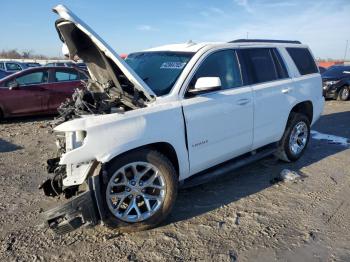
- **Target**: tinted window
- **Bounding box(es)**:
[6,63,22,71]
[239,48,279,84]
[271,49,289,79]
[8,71,48,86]
[0,63,4,70]
[126,52,193,96]
[190,50,242,90]
[55,70,79,82]
[286,48,318,75]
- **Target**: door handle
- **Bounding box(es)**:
[236,98,250,105]
[282,87,292,94]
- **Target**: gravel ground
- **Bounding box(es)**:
[0,101,349,262]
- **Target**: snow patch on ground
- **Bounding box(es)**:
[279,169,301,182]
[311,130,350,147]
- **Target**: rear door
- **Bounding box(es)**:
[44,68,83,111]
[0,70,49,115]
[181,49,254,175]
[237,48,293,149]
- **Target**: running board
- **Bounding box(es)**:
[181,143,277,189]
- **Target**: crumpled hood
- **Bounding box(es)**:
[53,4,156,103]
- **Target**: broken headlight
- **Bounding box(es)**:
[65,130,87,152]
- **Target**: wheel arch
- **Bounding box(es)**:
[289,100,313,124]
[105,141,180,178]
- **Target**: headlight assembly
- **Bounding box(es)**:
[65,130,87,151]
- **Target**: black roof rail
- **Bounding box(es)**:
[229,39,302,44]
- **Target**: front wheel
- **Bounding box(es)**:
[275,113,310,162]
[101,149,178,232]
[337,86,350,101]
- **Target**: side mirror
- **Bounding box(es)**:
[188,77,221,95]
[9,81,19,90]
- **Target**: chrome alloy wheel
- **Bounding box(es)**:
[106,162,166,223]
[341,87,349,100]
[289,121,308,155]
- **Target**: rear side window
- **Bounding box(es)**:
[238,48,281,84]
[0,63,4,70]
[54,70,79,82]
[271,49,289,79]
[286,48,318,75]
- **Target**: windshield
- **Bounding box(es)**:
[322,66,350,78]
[125,52,193,96]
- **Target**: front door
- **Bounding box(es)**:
[181,49,254,175]
[2,70,49,116]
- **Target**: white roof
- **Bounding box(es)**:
[144,42,225,52]
[144,41,305,53]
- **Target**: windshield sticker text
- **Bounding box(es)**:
[160,62,186,69]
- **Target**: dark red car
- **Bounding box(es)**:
[0,67,88,119]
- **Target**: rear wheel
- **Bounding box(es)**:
[337,86,350,101]
[101,149,177,232]
[275,113,310,162]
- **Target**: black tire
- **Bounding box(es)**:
[275,112,310,162]
[337,86,350,101]
[101,149,178,232]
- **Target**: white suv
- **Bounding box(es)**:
[40,5,324,234]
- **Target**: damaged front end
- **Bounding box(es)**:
[39,129,106,234]
[39,4,159,234]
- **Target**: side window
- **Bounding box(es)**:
[189,50,242,91]
[8,71,48,86]
[54,70,79,82]
[286,48,318,75]
[238,48,279,84]
[0,63,4,70]
[271,49,289,79]
[6,63,22,71]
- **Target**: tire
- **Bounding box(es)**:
[275,112,310,162]
[101,149,178,232]
[337,86,350,101]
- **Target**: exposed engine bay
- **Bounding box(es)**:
[50,18,152,126]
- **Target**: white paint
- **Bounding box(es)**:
[311,130,350,147]
[52,5,325,187]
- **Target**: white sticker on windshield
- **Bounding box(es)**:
[160,62,186,69]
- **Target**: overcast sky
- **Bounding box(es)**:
[1,0,349,59]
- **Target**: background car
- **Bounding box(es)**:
[318,66,326,74]
[24,62,41,68]
[0,61,28,72]
[0,66,88,119]
[322,65,350,100]
[0,69,11,79]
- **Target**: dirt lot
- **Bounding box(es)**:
[0,101,349,262]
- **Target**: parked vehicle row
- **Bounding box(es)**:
[0,66,88,118]
[0,60,87,75]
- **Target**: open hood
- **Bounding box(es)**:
[53,5,156,105]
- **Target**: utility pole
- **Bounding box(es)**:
[246,32,249,39]
[344,40,349,62]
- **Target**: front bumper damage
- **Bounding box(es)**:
[40,158,107,234]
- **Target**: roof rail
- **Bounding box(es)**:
[229,39,302,44]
